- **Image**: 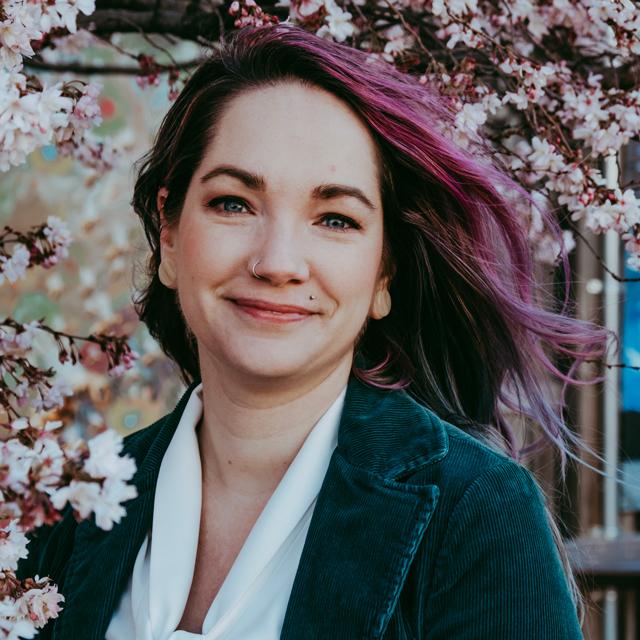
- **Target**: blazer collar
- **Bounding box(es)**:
[336,374,449,477]
[54,375,448,639]
[281,375,447,639]
[135,374,449,483]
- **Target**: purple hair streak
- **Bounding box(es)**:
[133,23,613,477]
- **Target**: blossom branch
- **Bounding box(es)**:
[0,318,139,423]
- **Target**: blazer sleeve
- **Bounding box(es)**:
[424,460,584,640]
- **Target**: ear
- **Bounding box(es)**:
[369,277,392,320]
[157,187,170,234]
[157,187,178,289]
[156,187,174,248]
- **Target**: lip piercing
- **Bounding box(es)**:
[252,259,316,301]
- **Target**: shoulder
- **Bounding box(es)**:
[394,403,549,552]
[438,420,539,503]
[436,426,545,540]
[344,380,545,534]
[405,412,564,597]
[411,423,582,637]
[394,392,539,509]
[343,378,537,507]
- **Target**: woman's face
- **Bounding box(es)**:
[159,81,389,386]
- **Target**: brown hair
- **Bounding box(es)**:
[132,23,609,472]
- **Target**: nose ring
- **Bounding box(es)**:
[251,260,264,280]
[251,259,315,301]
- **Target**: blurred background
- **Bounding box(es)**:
[1,35,194,442]
[1,12,639,639]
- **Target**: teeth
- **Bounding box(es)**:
[262,310,298,315]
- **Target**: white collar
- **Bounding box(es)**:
[147,382,347,637]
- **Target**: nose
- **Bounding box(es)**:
[250,217,310,286]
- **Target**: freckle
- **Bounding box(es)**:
[227,459,232,465]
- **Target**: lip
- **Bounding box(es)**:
[229,297,316,315]
[227,297,317,323]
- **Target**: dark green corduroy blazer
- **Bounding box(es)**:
[19,375,583,639]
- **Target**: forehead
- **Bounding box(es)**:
[198,82,382,194]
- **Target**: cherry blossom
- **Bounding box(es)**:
[31,381,73,413]
[0,1,103,173]
[528,137,566,175]
[297,0,324,17]
[31,438,65,494]
[14,582,64,629]
[382,24,415,61]
[0,219,72,289]
[49,480,101,520]
[50,472,138,531]
[2,1,640,635]
[315,0,355,42]
[0,215,140,636]
[0,3,42,71]
[0,522,28,573]
[0,598,37,640]
[453,102,487,147]
[92,477,138,531]
[0,0,638,270]
[84,430,136,481]
[0,245,29,285]
[42,217,72,265]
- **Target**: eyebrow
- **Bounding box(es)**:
[200,164,377,211]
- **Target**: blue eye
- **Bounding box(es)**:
[320,214,360,232]
[206,196,250,214]
[205,198,360,232]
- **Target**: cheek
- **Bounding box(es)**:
[176,220,242,283]
[324,244,382,310]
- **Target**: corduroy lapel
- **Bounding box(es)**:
[51,383,199,640]
[280,376,447,639]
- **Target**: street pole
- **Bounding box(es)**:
[602,152,621,640]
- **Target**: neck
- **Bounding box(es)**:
[196,353,352,502]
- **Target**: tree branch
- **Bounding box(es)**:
[76,0,288,41]
[24,0,636,90]
[24,56,204,75]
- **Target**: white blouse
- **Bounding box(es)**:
[106,382,346,640]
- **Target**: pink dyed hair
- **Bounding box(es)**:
[132,23,613,473]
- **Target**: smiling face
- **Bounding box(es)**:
[158,81,391,388]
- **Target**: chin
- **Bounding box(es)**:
[228,349,317,380]
[237,361,312,382]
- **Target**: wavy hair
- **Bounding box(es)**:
[132,23,614,622]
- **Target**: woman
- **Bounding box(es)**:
[19,23,609,639]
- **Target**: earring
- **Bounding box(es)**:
[371,289,391,320]
[158,259,177,289]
